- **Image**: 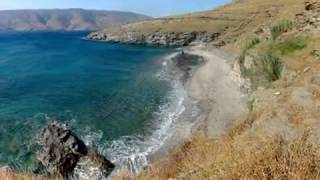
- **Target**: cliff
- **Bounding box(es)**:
[0,9,151,31]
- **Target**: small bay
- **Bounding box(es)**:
[0,31,173,170]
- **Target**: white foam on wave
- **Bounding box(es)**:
[104,74,187,174]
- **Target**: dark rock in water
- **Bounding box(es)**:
[37,120,88,177]
[172,52,204,83]
[37,120,115,179]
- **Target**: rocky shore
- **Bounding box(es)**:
[36,120,115,179]
[86,31,220,46]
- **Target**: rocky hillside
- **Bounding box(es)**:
[0,9,151,31]
[87,0,305,46]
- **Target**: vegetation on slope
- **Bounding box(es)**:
[238,18,310,88]
[133,126,320,180]
[271,20,295,40]
[97,0,305,45]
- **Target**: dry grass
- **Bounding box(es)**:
[0,168,62,180]
[101,0,305,44]
[287,104,305,127]
[0,170,43,180]
[131,118,320,180]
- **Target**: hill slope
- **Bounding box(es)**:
[0,9,151,31]
[88,0,305,46]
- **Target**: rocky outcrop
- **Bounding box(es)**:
[296,0,320,31]
[37,120,114,179]
[171,52,204,82]
[87,31,220,46]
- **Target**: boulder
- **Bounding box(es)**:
[37,120,115,179]
[171,52,204,82]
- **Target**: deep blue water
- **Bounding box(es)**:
[0,31,173,170]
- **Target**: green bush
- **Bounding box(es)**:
[255,51,283,82]
[275,36,308,55]
[242,37,261,52]
[239,51,283,88]
[271,20,295,40]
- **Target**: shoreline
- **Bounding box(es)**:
[185,44,248,138]
[147,43,248,167]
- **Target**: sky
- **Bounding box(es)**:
[0,0,232,17]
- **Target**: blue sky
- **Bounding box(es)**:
[0,0,231,17]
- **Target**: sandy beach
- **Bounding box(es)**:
[186,44,248,138]
[150,44,249,164]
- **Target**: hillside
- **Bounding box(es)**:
[0,9,151,31]
[87,0,305,46]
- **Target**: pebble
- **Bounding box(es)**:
[274,91,281,96]
[303,66,311,73]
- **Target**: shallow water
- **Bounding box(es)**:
[0,31,176,171]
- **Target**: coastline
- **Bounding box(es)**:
[147,43,248,167]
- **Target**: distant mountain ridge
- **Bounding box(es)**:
[0,9,151,31]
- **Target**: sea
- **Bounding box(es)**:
[0,31,196,174]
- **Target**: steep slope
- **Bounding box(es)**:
[0,9,151,31]
[88,0,305,46]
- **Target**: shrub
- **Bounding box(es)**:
[242,37,261,52]
[271,20,295,40]
[239,51,283,88]
[275,36,308,55]
[255,51,283,82]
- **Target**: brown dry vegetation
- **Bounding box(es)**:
[0,170,61,180]
[0,168,43,180]
[133,126,320,180]
[102,0,305,46]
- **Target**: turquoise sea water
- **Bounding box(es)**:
[0,31,175,171]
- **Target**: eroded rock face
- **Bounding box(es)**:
[37,120,114,179]
[87,31,220,46]
[296,0,320,31]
